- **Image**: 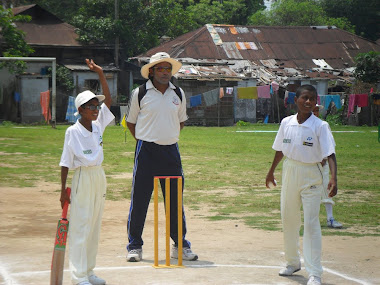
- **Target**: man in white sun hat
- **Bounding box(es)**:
[125,52,198,262]
[313,104,343,229]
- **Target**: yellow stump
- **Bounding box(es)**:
[153,176,184,268]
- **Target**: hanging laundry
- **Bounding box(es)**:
[40,90,51,123]
[226,87,234,95]
[287,92,296,104]
[271,81,279,92]
[66,96,77,123]
[219,87,224,99]
[190,94,202,107]
[257,85,271,98]
[356,94,368,107]
[347,94,356,117]
[237,86,258,99]
[318,95,342,110]
[203,89,219,106]
[284,91,289,107]
[373,94,380,105]
[14,92,21,102]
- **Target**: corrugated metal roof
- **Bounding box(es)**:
[138,24,380,83]
[12,4,81,47]
[63,64,119,72]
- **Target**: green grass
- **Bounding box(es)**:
[0,123,379,236]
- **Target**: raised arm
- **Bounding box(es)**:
[85,59,112,109]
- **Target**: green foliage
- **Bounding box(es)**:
[354,51,380,84]
[186,0,245,28]
[236,120,251,126]
[248,0,355,34]
[0,6,34,73]
[47,65,75,92]
[325,109,344,126]
[319,0,379,41]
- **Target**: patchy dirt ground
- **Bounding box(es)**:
[0,184,379,285]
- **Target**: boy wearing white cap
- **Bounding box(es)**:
[313,105,342,228]
[59,59,114,285]
[125,52,198,262]
[266,85,338,285]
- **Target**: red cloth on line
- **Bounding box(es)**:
[40,90,51,123]
[356,94,368,107]
[347,94,368,117]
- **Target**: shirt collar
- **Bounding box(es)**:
[146,79,175,91]
[76,120,99,137]
[289,113,316,127]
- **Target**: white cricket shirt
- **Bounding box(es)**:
[272,114,335,163]
[127,80,188,145]
[59,103,115,169]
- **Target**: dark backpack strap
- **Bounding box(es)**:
[138,83,147,108]
[138,82,183,108]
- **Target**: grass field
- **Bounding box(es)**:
[0,123,379,237]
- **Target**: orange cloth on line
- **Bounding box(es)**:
[219,87,224,99]
[40,90,51,123]
[237,87,258,99]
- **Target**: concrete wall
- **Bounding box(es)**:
[72,71,118,104]
[19,75,49,123]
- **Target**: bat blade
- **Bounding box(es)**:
[50,188,71,285]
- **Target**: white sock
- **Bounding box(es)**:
[325,203,333,220]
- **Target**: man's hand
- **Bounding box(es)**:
[328,178,338,197]
[86,58,103,74]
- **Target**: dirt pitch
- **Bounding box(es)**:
[0,184,379,285]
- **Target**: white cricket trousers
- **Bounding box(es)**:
[281,158,323,278]
[320,162,334,205]
[69,166,106,285]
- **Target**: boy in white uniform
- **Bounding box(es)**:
[313,105,342,228]
[266,85,338,285]
[59,59,114,285]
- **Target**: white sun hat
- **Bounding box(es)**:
[140,52,182,79]
[74,90,105,116]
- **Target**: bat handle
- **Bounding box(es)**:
[62,187,71,220]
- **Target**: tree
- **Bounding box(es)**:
[70,0,194,60]
[354,51,380,84]
[248,0,354,33]
[319,0,379,41]
[0,6,34,73]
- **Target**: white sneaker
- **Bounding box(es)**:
[88,275,106,285]
[307,275,321,285]
[127,248,142,262]
[77,282,91,285]
[279,263,301,276]
[327,218,342,228]
[171,246,198,261]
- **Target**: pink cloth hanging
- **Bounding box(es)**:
[257,85,271,98]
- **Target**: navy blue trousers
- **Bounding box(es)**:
[127,140,190,251]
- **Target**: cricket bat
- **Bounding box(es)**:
[50,187,71,285]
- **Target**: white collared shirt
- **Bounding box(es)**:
[59,103,115,169]
[272,114,335,163]
[127,80,188,145]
